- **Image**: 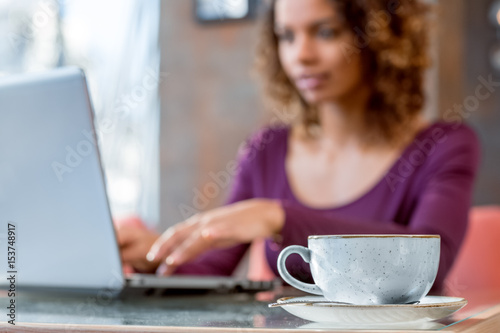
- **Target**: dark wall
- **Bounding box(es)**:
[159,1,266,230]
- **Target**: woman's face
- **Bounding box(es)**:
[274,0,367,105]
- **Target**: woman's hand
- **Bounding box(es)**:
[147,199,285,276]
[117,225,161,273]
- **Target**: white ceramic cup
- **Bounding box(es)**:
[277,235,440,305]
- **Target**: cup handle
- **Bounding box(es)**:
[277,245,322,295]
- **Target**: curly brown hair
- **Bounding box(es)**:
[255,0,431,146]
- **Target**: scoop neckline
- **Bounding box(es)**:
[281,122,442,212]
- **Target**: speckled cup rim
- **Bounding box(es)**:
[308,234,440,240]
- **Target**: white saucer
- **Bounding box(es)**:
[270,296,467,324]
[299,320,445,330]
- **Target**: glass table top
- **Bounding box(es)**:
[1,288,499,331]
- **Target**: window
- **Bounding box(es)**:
[0,0,161,226]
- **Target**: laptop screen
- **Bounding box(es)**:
[0,68,124,293]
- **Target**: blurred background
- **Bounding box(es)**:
[0,0,499,232]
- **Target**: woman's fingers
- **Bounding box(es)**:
[155,226,230,276]
[158,228,216,274]
[147,229,179,263]
[163,225,241,271]
[154,200,282,275]
[146,228,174,261]
[156,218,254,275]
[156,262,175,276]
[147,221,198,263]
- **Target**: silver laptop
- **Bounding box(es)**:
[0,67,278,297]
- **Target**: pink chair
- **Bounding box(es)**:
[444,206,500,298]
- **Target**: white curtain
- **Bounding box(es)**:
[0,0,161,226]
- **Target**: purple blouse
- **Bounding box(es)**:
[174,122,480,292]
